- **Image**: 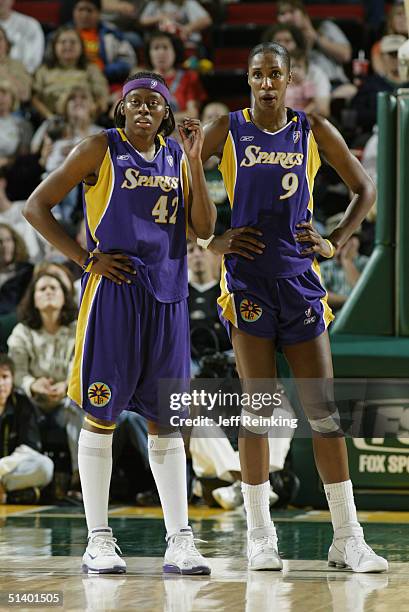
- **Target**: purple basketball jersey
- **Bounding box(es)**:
[219,108,321,281]
[83,128,189,302]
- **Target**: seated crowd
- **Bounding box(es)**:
[0,0,406,506]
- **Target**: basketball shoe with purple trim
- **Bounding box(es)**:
[82,527,126,574]
[163,527,211,575]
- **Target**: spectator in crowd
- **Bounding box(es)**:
[72,0,136,86]
[371,0,408,77]
[0,0,45,74]
[321,213,369,312]
[139,0,212,51]
[33,262,76,298]
[187,241,228,366]
[0,223,33,317]
[0,168,45,263]
[32,25,109,120]
[101,0,144,52]
[286,49,329,116]
[7,272,82,494]
[0,353,54,504]
[0,25,31,104]
[34,86,103,226]
[0,80,32,170]
[144,30,206,122]
[351,34,409,135]
[263,23,330,116]
[276,0,354,98]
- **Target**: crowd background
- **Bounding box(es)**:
[0,0,406,508]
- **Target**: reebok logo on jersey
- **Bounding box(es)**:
[240,145,304,169]
[240,136,254,141]
[117,154,130,160]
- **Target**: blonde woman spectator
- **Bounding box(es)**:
[0,25,31,103]
[32,25,109,120]
[0,0,45,74]
[7,272,81,492]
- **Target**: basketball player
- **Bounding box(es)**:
[23,72,216,575]
[200,43,388,573]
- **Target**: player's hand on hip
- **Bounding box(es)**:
[89,252,136,285]
[295,222,334,258]
[178,118,204,161]
[210,227,265,260]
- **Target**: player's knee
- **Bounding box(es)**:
[240,409,271,435]
[308,410,341,434]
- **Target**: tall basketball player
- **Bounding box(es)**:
[200,43,388,573]
[23,72,215,575]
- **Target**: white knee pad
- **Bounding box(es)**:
[241,409,271,434]
[309,410,341,434]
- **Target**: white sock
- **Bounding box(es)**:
[324,479,360,535]
[148,433,188,537]
[78,428,113,533]
[241,481,272,532]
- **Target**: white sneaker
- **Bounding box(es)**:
[247,525,283,571]
[212,481,278,511]
[328,525,388,573]
[82,527,126,574]
[163,527,211,575]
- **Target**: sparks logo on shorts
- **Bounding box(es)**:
[293,131,301,144]
[88,382,112,407]
[240,298,262,322]
[303,307,317,326]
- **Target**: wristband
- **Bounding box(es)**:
[196,234,215,249]
[81,252,95,272]
[322,239,336,258]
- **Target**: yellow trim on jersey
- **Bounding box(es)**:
[217,257,238,327]
[85,147,114,245]
[117,128,127,142]
[68,274,102,408]
[117,128,166,148]
[312,258,334,329]
[218,132,237,208]
[242,108,251,122]
[181,154,189,237]
[306,131,321,214]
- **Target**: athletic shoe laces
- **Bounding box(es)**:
[252,535,277,555]
[91,534,122,556]
[171,534,207,559]
[348,537,376,560]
